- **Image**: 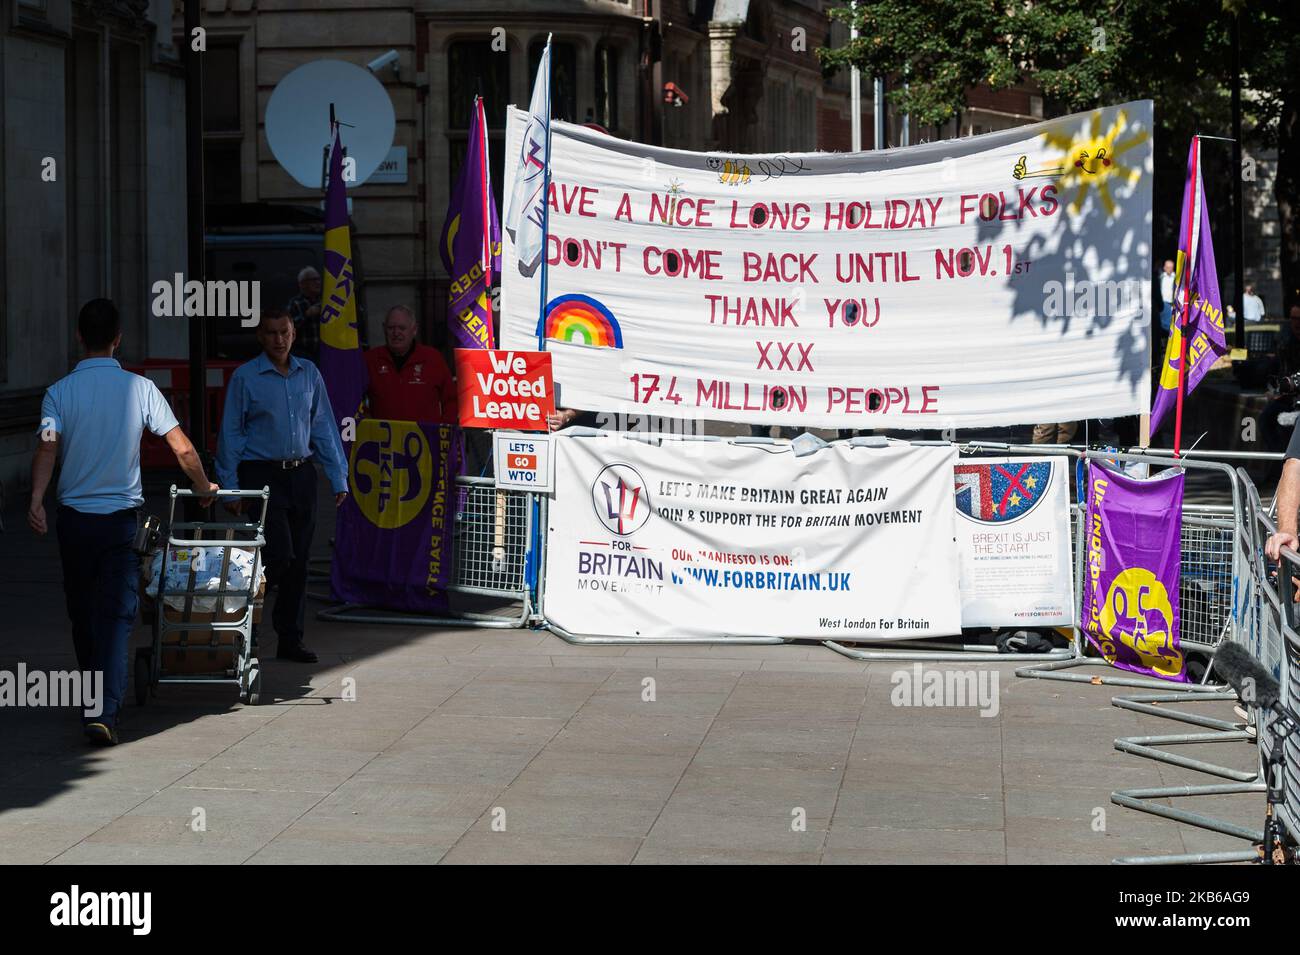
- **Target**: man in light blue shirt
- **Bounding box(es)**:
[29,298,217,746]
[216,310,347,663]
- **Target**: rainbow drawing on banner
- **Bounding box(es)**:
[537,294,624,348]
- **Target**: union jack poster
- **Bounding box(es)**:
[954,458,1074,627]
[954,461,1054,524]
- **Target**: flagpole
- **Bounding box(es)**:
[1173,136,1199,457]
[478,96,495,348]
[536,35,552,352]
[527,37,552,601]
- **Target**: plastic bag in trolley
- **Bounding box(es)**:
[143,545,266,615]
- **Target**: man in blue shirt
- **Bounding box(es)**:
[216,310,348,663]
[28,299,217,746]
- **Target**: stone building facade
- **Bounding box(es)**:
[0,0,187,494]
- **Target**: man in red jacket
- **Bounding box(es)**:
[363,305,457,423]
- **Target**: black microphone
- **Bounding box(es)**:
[1213,641,1283,711]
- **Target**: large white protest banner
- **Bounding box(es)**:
[954,457,1075,627]
[544,435,961,641]
[501,102,1153,429]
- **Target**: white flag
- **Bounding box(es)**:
[505,38,550,275]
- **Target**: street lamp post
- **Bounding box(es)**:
[873,77,885,150]
[1230,12,1245,349]
[849,1,860,151]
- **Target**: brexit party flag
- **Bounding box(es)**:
[504,35,550,276]
[318,127,367,430]
[440,96,500,349]
[1150,139,1228,436]
[331,420,459,612]
[1080,462,1187,681]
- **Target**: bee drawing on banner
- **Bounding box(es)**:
[707,155,752,185]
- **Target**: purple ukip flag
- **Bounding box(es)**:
[1081,461,1187,681]
[330,420,459,612]
[440,96,500,349]
[317,126,367,430]
[1150,139,1229,435]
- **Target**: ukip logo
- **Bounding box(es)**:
[349,419,432,530]
[1159,322,1185,390]
[591,464,651,536]
[1101,567,1182,678]
[319,245,357,350]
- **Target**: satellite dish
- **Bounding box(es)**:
[265,59,396,189]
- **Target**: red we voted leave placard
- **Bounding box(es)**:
[455,349,555,430]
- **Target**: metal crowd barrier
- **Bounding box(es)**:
[317,476,536,629]
[452,477,533,600]
[1237,470,1287,685]
[1016,447,1253,692]
[1240,484,1299,846]
[1107,452,1299,864]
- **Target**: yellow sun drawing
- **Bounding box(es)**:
[1041,109,1150,216]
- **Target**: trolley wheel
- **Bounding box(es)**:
[134,647,152,707]
[243,664,262,706]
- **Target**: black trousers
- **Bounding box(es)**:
[238,460,317,647]
[56,506,140,726]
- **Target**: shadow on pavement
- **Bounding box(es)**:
[0,467,438,820]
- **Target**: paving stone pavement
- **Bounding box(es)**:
[1,627,1265,863]
[0,481,1264,865]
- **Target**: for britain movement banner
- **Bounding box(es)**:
[500,101,1153,430]
[954,457,1075,628]
[544,435,961,641]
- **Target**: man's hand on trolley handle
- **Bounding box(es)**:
[192,481,220,507]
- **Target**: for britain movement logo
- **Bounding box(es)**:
[591,464,652,536]
[953,462,1052,524]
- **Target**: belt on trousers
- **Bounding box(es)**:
[247,458,311,470]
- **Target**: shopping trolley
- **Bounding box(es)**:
[135,486,270,706]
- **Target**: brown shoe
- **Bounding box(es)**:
[85,722,119,746]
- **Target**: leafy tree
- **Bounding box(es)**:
[820,0,1299,314]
